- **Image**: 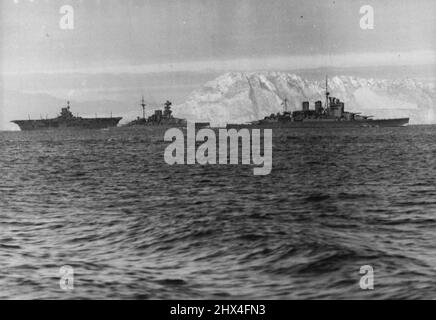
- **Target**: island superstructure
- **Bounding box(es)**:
[227,77,410,129]
[12,101,122,131]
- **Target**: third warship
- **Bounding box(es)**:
[227,77,409,129]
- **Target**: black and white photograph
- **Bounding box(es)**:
[1,0,436,305]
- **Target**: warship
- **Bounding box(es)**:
[12,101,122,131]
[126,97,210,128]
[227,77,409,129]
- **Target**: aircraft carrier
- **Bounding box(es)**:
[12,101,122,131]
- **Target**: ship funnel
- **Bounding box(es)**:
[315,101,323,114]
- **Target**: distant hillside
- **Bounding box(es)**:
[3,72,435,130]
[173,72,436,126]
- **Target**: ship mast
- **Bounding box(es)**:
[141,96,146,120]
[325,75,330,112]
[282,98,288,113]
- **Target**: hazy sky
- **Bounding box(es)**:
[1,0,436,130]
[2,0,436,74]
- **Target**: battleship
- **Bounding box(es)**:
[11,101,122,131]
[227,77,410,129]
[126,98,210,128]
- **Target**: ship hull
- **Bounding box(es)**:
[125,122,210,129]
[12,118,122,131]
[227,118,409,129]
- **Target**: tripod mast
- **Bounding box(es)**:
[325,76,330,112]
[282,98,288,113]
[141,96,146,120]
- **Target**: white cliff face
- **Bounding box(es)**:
[173,72,436,126]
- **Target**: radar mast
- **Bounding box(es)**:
[141,96,146,120]
[282,98,288,113]
[325,76,330,112]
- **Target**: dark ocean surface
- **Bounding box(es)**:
[0,126,435,299]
